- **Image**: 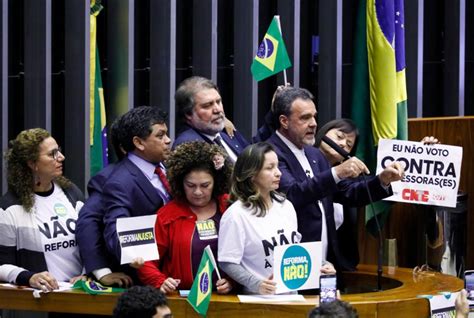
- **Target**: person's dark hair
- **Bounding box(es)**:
[119,106,168,152]
[314,118,359,156]
[272,87,314,129]
[230,142,284,217]
[109,116,126,160]
[308,300,358,318]
[165,141,231,202]
[5,128,71,212]
[175,76,219,118]
[113,286,169,318]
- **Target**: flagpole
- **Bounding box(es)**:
[204,245,221,280]
[275,15,288,86]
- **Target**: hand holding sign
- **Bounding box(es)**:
[130,257,145,269]
[258,275,277,295]
[378,161,405,186]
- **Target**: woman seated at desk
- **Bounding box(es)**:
[218,142,337,295]
[138,142,233,294]
[0,128,84,291]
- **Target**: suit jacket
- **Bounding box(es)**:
[268,133,391,271]
[103,157,166,262]
[173,126,249,156]
[76,163,119,274]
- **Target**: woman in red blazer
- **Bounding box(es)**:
[137,141,233,294]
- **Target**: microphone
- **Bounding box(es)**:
[321,135,351,160]
[321,135,384,291]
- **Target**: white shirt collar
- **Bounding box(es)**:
[276,130,305,157]
[202,132,220,140]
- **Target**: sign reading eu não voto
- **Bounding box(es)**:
[273,242,322,294]
[376,139,463,208]
[117,214,159,265]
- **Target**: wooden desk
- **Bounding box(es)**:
[0,265,463,317]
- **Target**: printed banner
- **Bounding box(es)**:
[116,215,159,264]
[428,292,458,318]
[273,242,322,294]
[376,139,463,207]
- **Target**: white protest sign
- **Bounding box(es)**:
[273,242,322,294]
[116,214,159,265]
[428,292,458,318]
[376,139,463,207]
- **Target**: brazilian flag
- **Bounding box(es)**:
[73,279,125,295]
[251,16,292,82]
[90,0,108,176]
[351,0,408,233]
[187,247,216,316]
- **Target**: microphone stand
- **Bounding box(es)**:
[361,175,384,291]
[321,136,384,291]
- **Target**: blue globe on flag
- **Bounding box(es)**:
[257,38,274,59]
[199,272,210,293]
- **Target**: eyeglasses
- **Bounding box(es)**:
[44,147,63,161]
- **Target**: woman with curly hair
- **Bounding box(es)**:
[0,128,84,292]
[138,141,233,294]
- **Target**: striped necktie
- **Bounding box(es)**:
[154,166,171,194]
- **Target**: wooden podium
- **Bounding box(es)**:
[0,265,462,317]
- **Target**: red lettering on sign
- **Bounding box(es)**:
[401,189,429,202]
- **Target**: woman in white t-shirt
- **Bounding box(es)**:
[0,128,84,293]
[218,142,335,294]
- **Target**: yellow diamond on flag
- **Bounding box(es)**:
[254,33,279,72]
[196,261,211,307]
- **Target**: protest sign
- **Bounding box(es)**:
[273,242,322,294]
[377,139,463,207]
[116,214,159,264]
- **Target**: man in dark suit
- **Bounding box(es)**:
[173,76,249,160]
[102,106,172,276]
[77,118,134,286]
[267,87,404,272]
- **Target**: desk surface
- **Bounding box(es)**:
[0,265,463,317]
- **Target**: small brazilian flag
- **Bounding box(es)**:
[251,15,292,82]
[73,279,125,295]
[187,246,216,316]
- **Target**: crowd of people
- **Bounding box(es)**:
[1,76,462,317]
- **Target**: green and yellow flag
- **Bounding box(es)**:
[351,0,408,233]
[90,0,108,176]
[187,246,216,317]
[251,16,292,82]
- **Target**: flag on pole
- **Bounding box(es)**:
[251,16,292,82]
[90,0,108,176]
[351,0,408,233]
[187,246,216,316]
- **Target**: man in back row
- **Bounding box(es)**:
[173,76,249,160]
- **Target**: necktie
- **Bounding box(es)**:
[154,166,171,194]
[213,135,225,149]
[214,136,235,163]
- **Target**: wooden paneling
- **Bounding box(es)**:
[359,116,474,270]
[0,265,462,318]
